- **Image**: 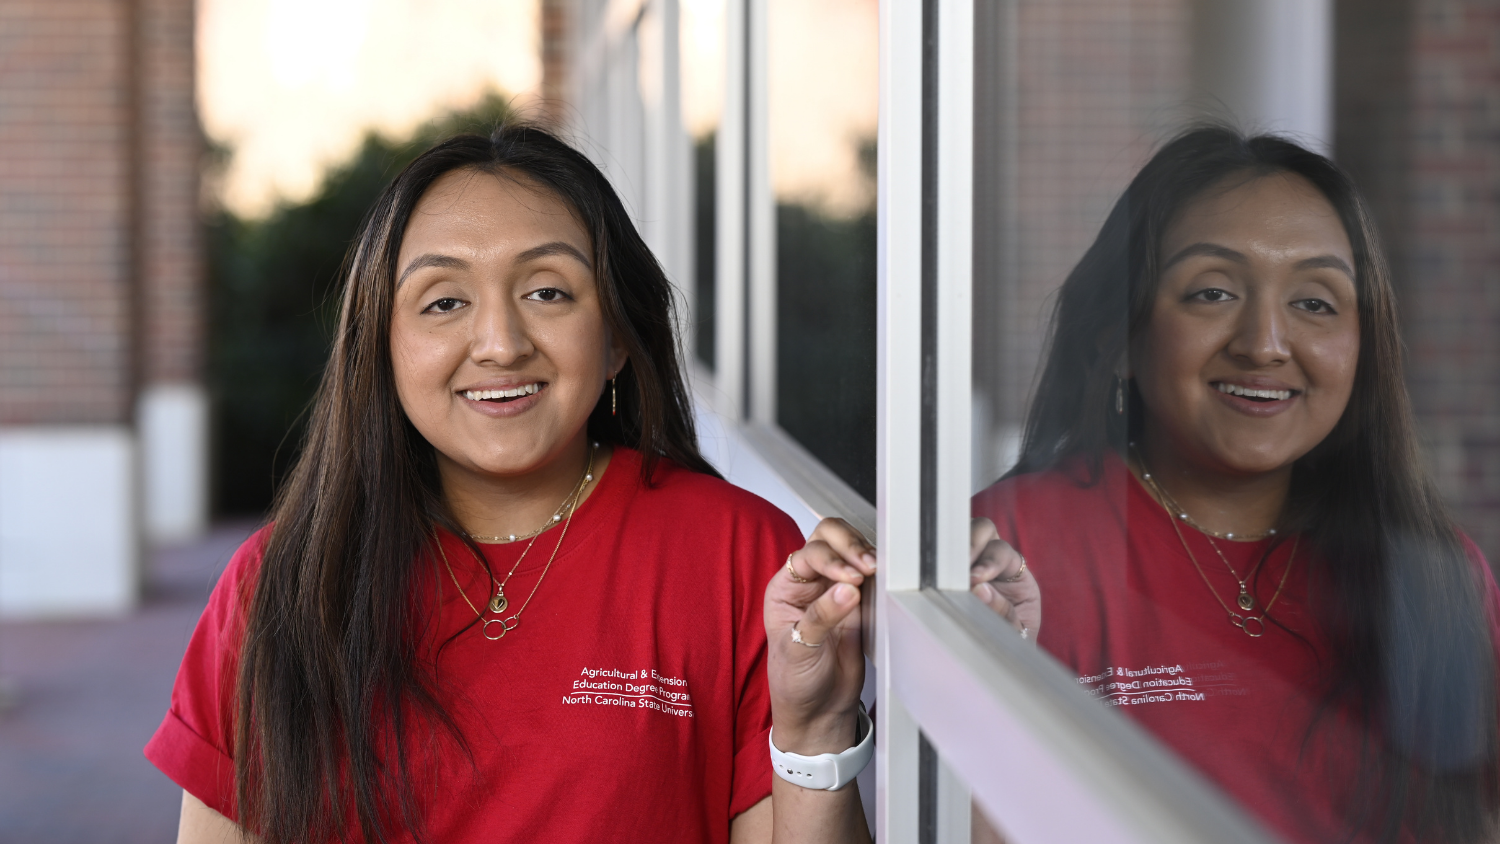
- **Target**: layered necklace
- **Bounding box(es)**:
[439,442,597,641]
[1131,445,1298,638]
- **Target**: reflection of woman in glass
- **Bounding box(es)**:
[970,127,1499,842]
[149,127,873,844]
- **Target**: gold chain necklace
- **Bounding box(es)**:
[439,442,596,640]
[1137,469,1269,612]
[1130,447,1298,637]
[1128,445,1277,543]
[469,483,584,544]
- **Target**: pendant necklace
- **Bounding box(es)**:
[1137,468,1268,612]
[1131,446,1299,638]
[438,442,597,640]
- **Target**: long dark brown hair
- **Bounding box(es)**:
[1011,126,1498,841]
[233,125,716,844]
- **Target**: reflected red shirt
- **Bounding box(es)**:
[144,448,800,843]
[973,453,1500,844]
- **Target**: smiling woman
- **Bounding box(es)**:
[967,127,1500,843]
[144,126,874,844]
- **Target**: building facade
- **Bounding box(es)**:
[0,0,205,617]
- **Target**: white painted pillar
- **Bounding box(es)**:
[1192,0,1333,151]
[0,427,139,617]
[138,382,210,543]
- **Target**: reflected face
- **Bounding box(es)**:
[1132,172,1360,477]
[390,168,625,479]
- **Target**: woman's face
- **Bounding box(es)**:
[1133,171,1360,477]
[390,168,626,480]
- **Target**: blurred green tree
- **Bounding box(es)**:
[208,94,515,515]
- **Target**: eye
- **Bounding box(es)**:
[1186,287,1236,304]
[1293,298,1338,315]
[525,288,571,303]
[422,297,466,314]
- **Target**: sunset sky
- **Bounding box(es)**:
[197,0,876,218]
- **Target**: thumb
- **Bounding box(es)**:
[795,582,861,647]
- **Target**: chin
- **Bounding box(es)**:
[1212,445,1301,476]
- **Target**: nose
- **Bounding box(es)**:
[1225,296,1290,367]
[469,296,534,367]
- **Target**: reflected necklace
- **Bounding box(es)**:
[439,442,596,640]
[1132,447,1298,637]
[1130,445,1277,543]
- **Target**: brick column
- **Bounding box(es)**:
[136,0,207,543]
[0,0,140,616]
[1404,0,1500,561]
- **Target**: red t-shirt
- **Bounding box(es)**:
[145,448,803,843]
[972,453,1500,844]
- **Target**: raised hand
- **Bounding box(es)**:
[763,517,876,754]
[969,518,1040,642]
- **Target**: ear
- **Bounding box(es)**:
[606,332,630,380]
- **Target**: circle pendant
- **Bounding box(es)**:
[1241,616,1265,637]
[1236,592,1255,611]
[488,593,508,614]
[481,616,519,641]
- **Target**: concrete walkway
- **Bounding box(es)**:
[0,522,258,844]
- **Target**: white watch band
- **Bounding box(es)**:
[769,706,874,791]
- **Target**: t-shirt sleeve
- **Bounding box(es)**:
[143,527,269,820]
[728,502,805,818]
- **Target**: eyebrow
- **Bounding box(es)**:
[1162,241,1354,280]
[515,241,593,270]
[394,241,593,288]
[396,253,470,288]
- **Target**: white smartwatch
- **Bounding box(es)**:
[769,705,874,791]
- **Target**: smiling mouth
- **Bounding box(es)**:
[462,383,543,403]
[1213,382,1300,402]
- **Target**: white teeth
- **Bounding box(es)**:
[463,384,541,401]
[1215,383,1292,401]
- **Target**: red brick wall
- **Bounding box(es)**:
[139,0,202,385]
[541,0,572,128]
[0,0,201,425]
[0,0,135,425]
[973,0,1191,479]
[1404,0,1500,560]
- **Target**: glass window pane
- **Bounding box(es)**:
[967,3,1497,843]
[768,0,878,500]
[682,0,723,371]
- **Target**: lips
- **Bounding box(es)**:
[462,383,541,403]
[1212,381,1299,403]
[457,381,547,417]
[1209,380,1301,417]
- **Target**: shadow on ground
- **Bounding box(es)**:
[0,521,259,844]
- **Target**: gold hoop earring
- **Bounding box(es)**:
[611,377,617,417]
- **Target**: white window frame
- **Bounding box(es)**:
[570,1,1281,840]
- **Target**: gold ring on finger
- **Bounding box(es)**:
[1003,556,1027,582]
[790,621,824,648]
[785,554,815,584]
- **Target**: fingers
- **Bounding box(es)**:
[970,537,1025,586]
[972,581,1014,620]
[809,518,877,575]
[786,529,875,589]
[970,518,1000,564]
[791,581,861,647]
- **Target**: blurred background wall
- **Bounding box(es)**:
[0,0,202,617]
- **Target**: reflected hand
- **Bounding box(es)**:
[764,517,875,754]
[970,518,1041,642]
